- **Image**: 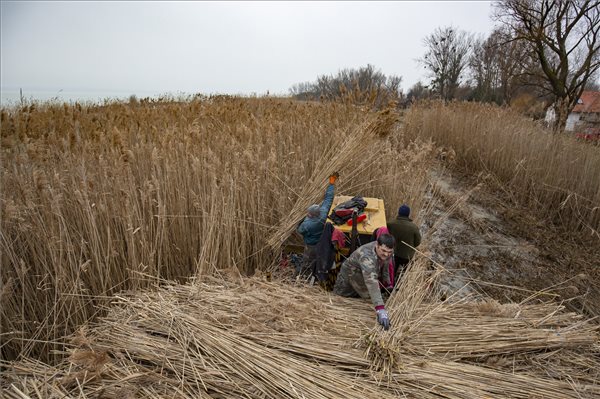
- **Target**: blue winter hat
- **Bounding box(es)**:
[398,204,410,217]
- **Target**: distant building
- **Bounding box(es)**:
[545,91,600,131]
[567,91,600,131]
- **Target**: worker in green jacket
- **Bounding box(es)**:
[387,204,421,283]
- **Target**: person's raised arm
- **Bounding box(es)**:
[319,173,338,219]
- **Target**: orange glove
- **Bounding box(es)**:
[329,172,339,185]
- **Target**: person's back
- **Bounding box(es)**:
[297,184,335,245]
[387,204,421,265]
[296,173,338,277]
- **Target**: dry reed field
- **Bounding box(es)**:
[401,101,600,322]
[1,97,434,362]
[2,97,600,398]
[402,101,600,241]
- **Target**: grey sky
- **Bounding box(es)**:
[1,1,494,100]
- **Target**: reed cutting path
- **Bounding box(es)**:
[425,167,600,320]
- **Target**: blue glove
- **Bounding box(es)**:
[376,309,390,331]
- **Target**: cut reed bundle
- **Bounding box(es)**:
[2,278,398,399]
[387,356,600,399]
[3,274,599,398]
[362,257,599,396]
[405,301,598,360]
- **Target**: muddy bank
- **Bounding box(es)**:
[422,168,599,318]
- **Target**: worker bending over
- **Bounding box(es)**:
[296,173,338,276]
[333,234,395,330]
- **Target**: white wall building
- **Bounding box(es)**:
[545,91,600,131]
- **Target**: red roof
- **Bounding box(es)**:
[572,91,600,113]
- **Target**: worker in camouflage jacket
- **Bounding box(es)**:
[333,234,395,330]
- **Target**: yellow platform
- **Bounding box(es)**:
[327,196,387,235]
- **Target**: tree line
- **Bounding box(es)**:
[289,64,403,110]
[290,0,600,132]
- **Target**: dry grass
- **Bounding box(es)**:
[2,273,598,398]
[1,97,437,361]
[402,100,600,241]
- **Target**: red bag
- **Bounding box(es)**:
[347,213,367,225]
[335,209,354,218]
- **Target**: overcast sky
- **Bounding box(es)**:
[1,1,495,101]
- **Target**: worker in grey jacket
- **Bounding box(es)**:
[296,173,338,276]
[333,234,395,330]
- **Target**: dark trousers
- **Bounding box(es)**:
[394,256,409,285]
[298,244,317,277]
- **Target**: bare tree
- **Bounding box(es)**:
[495,0,600,132]
[470,28,529,104]
[406,81,432,103]
[585,76,600,91]
[289,65,402,108]
[470,33,502,102]
[289,81,317,100]
[419,26,473,101]
[496,28,531,104]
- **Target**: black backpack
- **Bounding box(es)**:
[328,196,368,225]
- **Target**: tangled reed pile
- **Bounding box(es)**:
[3,258,599,398]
